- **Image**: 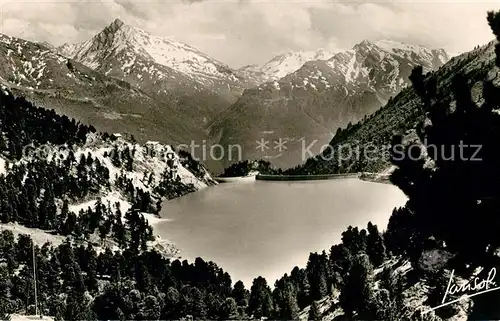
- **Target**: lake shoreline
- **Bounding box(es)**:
[156,173,394,262]
[256,173,361,181]
[156,177,407,287]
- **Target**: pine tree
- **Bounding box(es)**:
[16,234,33,264]
[138,295,161,320]
[134,261,153,295]
[290,267,311,309]
[248,276,274,318]
[161,287,180,319]
[62,212,77,236]
[219,297,240,320]
[0,265,11,321]
[0,230,17,272]
[425,270,459,319]
[306,252,329,300]
[205,292,223,320]
[366,222,386,267]
[111,145,121,167]
[191,287,208,319]
[339,254,374,318]
[341,226,367,255]
[487,11,500,67]
[232,280,249,307]
[124,146,134,171]
[283,281,300,320]
[85,244,99,293]
[328,244,352,289]
[92,284,124,320]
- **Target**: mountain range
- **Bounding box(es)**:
[287,41,494,176]
[209,40,449,169]
[0,18,450,172]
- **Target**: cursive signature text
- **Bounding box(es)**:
[423,267,500,314]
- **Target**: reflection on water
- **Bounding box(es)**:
[156,178,407,287]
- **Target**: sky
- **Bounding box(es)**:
[1,0,500,68]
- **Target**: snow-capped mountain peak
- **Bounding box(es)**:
[57,18,243,95]
[259,48,335,80]
[374,39,436,53]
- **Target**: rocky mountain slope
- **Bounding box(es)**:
[288,41,493,175]
[58,19,253,103]
[0,30,227,157]
[209,40,449,169]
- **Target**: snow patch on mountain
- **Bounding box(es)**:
[0,157,6,175]
[243,49,335,81]
[374,40,448,64]
[4,134,216,258]
[0,34,69,90]
[11,314,54,321]
[0,223,66,248]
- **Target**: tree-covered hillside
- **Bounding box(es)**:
[285,40,496,175]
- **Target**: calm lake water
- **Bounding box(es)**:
[156,178,407,287]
